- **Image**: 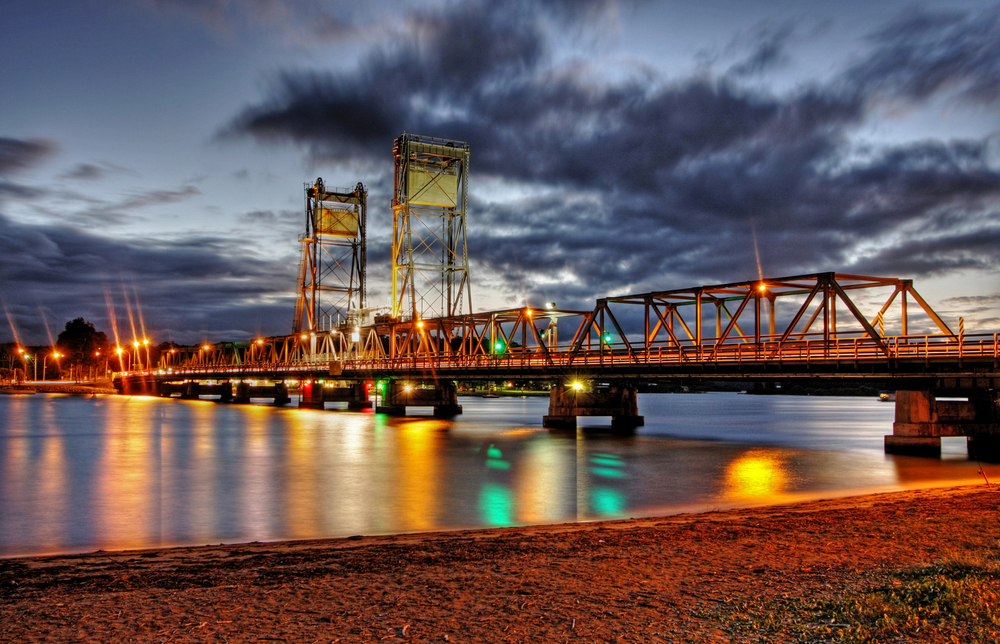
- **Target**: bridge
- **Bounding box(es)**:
[111,133,1000,460]
[117,271,1000,460]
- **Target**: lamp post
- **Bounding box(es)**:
[43,351,61,381]
[16,348,35,383]
[142,339,150,373]
[116,346,129,373]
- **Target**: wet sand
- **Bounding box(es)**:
[1,484,998,643]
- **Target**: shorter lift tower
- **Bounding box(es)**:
[294,179,367,334]
[391,133,472,320]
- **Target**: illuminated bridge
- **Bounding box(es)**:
[117,272,1000,460]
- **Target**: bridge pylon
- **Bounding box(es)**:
[391,133,472,321]
[294,179,367,334]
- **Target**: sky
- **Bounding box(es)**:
[2,0,999,346]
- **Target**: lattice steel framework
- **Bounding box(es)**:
[293,179,367,334]
[391,133,471,321]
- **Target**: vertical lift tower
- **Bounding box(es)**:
[391,133,472,320]
[294,179,367,334]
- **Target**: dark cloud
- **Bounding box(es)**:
[59,163,106,181]
[219,1,1000,314]
[844,6,1000,104]
[0,212,297,344]
[0,137,56,175]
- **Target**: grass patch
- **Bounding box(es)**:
[718,554,1000,643]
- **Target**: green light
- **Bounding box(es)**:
[603,333,612,343]
[591,488,625,515]
[376,382,384,390]
[494,341,504,352]
[479,483,514,526]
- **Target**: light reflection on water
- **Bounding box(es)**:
[0,392,990,557]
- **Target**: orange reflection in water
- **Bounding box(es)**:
[721,449,794,502]
[515,437,571,524]
[394,418,447,531]
[94,397,157,550]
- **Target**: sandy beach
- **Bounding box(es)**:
[2,484,998,643]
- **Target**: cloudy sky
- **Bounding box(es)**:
[2,0,999,346]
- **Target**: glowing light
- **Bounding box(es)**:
[525,309,532,316]
[722,450,792,501]
[116,347,123,354]
[142,339,149,345]
[758,283,767,292]
[202,345,210,351]
[300,334,307,340]
[404,384,413,392]
[256,339,264,345]
[603,332,612,343]
[494,341,504,352]
[416,320,424,328]
[545,302,556,310]
[571,382,583,391]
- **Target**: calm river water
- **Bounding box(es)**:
[0,392,990,557]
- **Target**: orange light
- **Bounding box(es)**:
[203,345,210,351]
[256,339,264,345]
[758,284,767,292]
[526,309,532,316]
[416,320,424,328]
[116,347,123,354]
[300,334,307,340]
[143,339,149,345]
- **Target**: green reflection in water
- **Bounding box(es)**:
[591,487,625,515]
[486,459,511,470]
[487,444,503,459]
[479,482,514,526]
[590,453,625,479]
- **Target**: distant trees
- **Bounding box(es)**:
[56,318,110,377]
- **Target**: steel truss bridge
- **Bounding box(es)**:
[145,272,996,383]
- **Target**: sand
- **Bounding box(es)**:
[1,484,998,643]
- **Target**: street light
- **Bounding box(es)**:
[116,346,128,372]
[17,347,36,382]
[43,351,61,381]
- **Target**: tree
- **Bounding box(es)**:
[56,318,110,372]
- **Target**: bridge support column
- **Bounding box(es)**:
[181,381,201,400]
[433,382,462,418]
[298,380,325,409]
[542,385,644,434]
[376,381,462,416]
[886,390,1000,461]
[345,382,373,410]
[233,382,251,404]
[217,382,233,403]
[273,382,291,406]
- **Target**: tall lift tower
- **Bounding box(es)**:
[391,133,472,320]
[294,179,367,333]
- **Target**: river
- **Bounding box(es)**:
[0,392,989,557]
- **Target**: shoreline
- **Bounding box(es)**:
[3,484,998,642]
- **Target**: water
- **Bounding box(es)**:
[0,392,989,558]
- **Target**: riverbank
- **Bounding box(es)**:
[2,484,997,643]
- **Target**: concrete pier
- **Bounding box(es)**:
[542,384,644,433]
[886,389,1000,461]
[298,381,372,410]
[376,381,462,417]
